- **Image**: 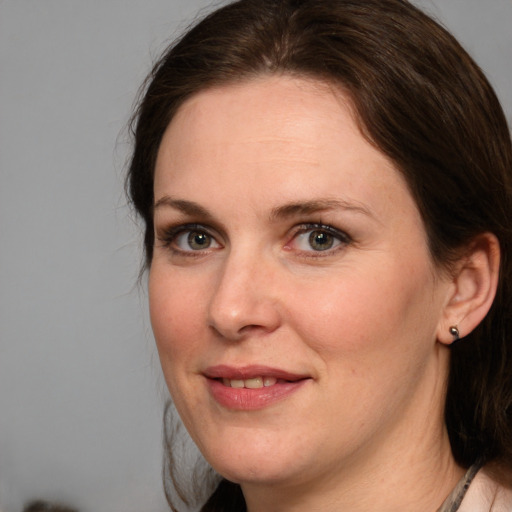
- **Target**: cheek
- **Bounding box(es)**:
[148,269,211,422]
[148,267,206,365]
[291,260,438,362]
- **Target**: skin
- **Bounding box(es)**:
[149,76,466,511]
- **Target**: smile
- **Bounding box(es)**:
[204,365,311,410]
[221,377,278,388]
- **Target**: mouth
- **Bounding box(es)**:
[220,376,279,389]
[203,365,311,410]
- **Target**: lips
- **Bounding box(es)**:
[203,365,310,410]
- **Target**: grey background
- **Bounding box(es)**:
[0,1,510,512]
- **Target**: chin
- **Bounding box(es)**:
[211,457,299,487]
[196,428,316,487]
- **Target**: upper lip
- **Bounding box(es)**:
[203,365,310,382]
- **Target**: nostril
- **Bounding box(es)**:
[208,321,276,342]
[207,271,282,340]
[239,324,266,334]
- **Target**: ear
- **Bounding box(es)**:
[437,233,500,345]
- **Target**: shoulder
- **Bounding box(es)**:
[459,467,512,512]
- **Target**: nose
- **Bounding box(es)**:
[207,250,282,341]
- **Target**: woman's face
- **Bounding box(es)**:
[150,76,453,490]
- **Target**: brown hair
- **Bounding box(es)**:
[127,0,512,509]
[23,501,78,512]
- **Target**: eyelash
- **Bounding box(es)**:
[287,223,352,256]
[155,222,352,257]
[156,223,221,255]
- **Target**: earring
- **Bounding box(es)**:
[449,325,460,342]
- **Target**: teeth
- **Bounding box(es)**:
[222,376,278,388]
[245,377,263,389]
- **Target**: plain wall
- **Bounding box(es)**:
[0,1,510,511]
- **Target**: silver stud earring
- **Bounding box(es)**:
[449,325,460,342]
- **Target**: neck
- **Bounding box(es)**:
[243,439,463,512]
[242,350,465,512]
[244,425,463,512]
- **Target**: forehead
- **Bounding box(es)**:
[159,76,357,156]
[154,75,414,221]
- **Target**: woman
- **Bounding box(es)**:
[127,0,512,510]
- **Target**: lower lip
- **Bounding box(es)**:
[207,378,308,411]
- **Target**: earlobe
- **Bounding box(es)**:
[437,233,500,345]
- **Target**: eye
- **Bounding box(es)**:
[177,230,214,250]
[157,224,221,253]
[305,230,336,251]
[289,224,350,253]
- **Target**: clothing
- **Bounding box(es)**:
[438,465,512,512]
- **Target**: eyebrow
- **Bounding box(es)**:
[269,199,375,221]
[153,196,214,219]
[153,196,374,221]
